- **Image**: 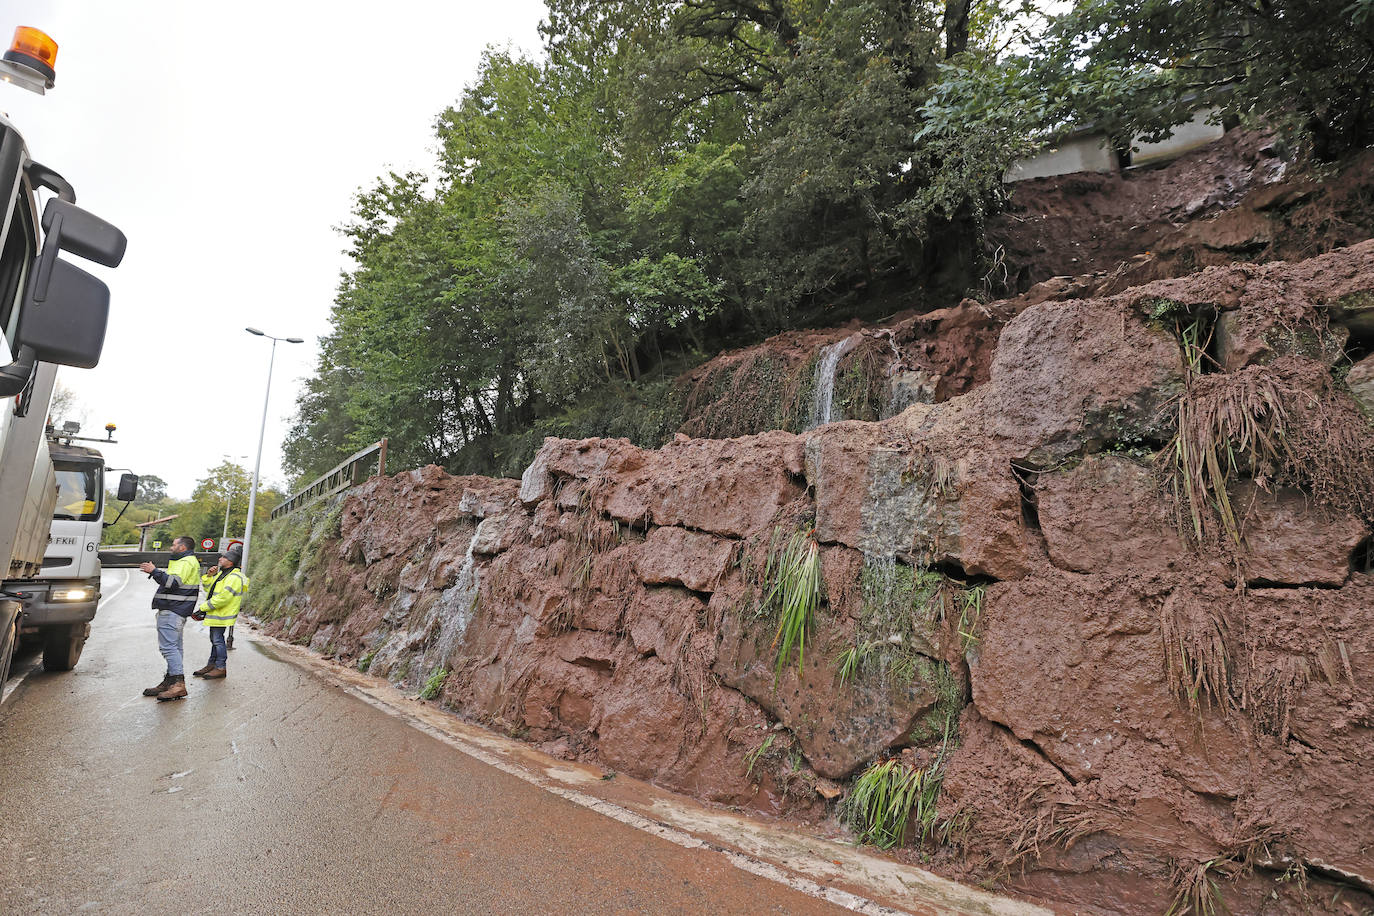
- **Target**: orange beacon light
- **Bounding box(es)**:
[2,26,58,93]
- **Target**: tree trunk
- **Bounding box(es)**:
[943,0,971,58]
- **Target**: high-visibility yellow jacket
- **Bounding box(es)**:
[151,553,202,617]
[199,567,248,628]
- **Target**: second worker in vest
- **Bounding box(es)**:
[192,544,247,679]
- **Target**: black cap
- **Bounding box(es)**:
[221,545,243,566]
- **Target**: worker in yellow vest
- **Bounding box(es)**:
[139,536,203,701]
[192,545,247,680]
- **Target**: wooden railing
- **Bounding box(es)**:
[270,439,387,520]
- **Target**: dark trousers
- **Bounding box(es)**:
[208,627,228,669]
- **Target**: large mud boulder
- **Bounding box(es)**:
[990,298,1184,464]
[962,572,1374,899]
[804,407,1032,579]
[1034,457,1367,586]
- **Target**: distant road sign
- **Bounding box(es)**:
[200,538,215,550]
[223,538,243,552]
[152,541,162,549]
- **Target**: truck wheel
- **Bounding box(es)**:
[41,623,88,672]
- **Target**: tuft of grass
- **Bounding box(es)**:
[744,733,777,778]
[1166,859,1231,916]
[1161,597,1234,714]
[1164,368,1286,546]
[841,758,942,849]
[957,585,984,652]
[907,660,965,746]
[836,642,874,686]
[1162,358,1374,548]
[358,648,377,673]
[419,667,448,701]
[753,529,823,680]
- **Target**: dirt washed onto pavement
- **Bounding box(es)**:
[255,242,1374,914]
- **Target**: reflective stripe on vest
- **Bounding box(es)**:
[153,554,202,616]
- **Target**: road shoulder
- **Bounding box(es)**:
[248,625,1049,916]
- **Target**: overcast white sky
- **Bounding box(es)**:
[3,0,547,499]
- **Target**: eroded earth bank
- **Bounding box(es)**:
[253,148,1374,914]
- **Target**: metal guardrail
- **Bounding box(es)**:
[99,551,221,569]
[270,438,387,520]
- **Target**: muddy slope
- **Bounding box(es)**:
[989,129,1374,295]
[670,130,1374,445]
[256,242,1374,914]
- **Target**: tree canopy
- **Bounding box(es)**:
[284,0,1373,484]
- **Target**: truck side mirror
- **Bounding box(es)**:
[16,258,109,369]
[116,473,138,502]
[14,198,125,370]
[40,199,127,267]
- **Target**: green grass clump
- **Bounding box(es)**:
[907,659,965,745]
[836,643,871,685]
[746,528,823,680]
[842,758,942,849]
[837,559,955,687]
[744,733,776,778]
[957,585,984,652]
[358,648,377,673]
[419,667,448,701]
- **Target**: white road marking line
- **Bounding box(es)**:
[3,570,133,707]
[0,660,39,705]
[98,569,131,609]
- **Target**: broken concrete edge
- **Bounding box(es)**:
[243,620,1051,916]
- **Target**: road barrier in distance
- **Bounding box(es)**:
[270,438,387,520]
[99,551,222,569]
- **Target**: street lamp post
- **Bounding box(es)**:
[221,453,247,543]
[242,328,303,577]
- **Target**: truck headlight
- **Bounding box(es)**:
[51,587,92,602]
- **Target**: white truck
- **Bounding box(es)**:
[13,432,137,671]
[0,25,127,686]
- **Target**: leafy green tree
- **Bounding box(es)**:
[285,0,1374,486]
[181,461,254,542]
[135,474,168,503]
[1045,0,1374,160]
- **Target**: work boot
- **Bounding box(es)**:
[143,673,173,697]
[192,663,215,677]
[156,675,188,701]
[201,668,227,679]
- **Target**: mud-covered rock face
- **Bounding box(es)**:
[255,242,1374,914]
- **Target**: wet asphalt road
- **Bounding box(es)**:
[0,570,849,915]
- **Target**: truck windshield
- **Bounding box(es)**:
[53,463,101,521]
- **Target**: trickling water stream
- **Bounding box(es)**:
[368,536,482,684]
[807,335,860,429]
[425,539,480,671]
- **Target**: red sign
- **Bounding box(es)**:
[200,538,215,551]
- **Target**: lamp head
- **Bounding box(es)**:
[245,327,264,336]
